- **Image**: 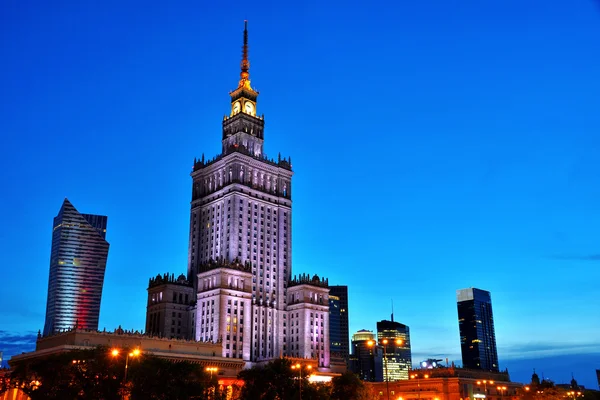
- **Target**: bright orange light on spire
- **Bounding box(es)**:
[240,21,250,81]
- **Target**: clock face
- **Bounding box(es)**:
[233,101,241,114]
[245,102,255,115]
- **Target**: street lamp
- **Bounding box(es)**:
[410,373,429,400]
[476,380,495,397]
[205,367,218,379]
[567,391,583,400]
[368,338,402,400]
[291,363,312,400]
[110,348,141,384]
[497,385,507,400]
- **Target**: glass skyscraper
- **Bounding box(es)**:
[43,199,109,336]
[377,319,412,381]
[350,329,383,382]
[329,285,349,361]
[456,287,499,371]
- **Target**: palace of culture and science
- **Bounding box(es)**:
[145,23,331,368]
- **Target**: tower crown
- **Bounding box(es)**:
[230,21,259,118]
[222,21,264,156]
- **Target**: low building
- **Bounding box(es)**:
[367,367,522,400]
[9,328,245,380]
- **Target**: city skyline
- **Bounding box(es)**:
[1,0,599,387]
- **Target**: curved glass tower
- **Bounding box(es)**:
[43,199,109,336]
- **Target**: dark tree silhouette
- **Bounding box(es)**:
[7,346,222,400]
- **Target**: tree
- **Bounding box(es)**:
[238,358,299,400]
[129,355,217,400]
[7,346,220,400]
[8,347,122,400]
[331,372,373,400]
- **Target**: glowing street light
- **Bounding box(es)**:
[477,380,495,397]
[110,347,141,384]
[410,373,430,400]
[205,367,218,378]
[567,391,583,400]
[497,385,508,400]
[368,338,403,400]
[291,363,312,400]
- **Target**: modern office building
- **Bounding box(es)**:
[329,285,349,361]
[377,319,412,381]
[43,199,109,336]
[147,22,331,367]
[456,288,499,371]
[350,329,383,382]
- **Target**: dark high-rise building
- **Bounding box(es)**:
[377,319,412,381]
[329,285,349,361]
[456,287,499,372]
[350,329,383,382]
[43,199,109,336]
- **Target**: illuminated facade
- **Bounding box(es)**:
[145,273,195,340]
[143,22,330,367]
[377,319,412,381]
[457,288,499,372]
[43,199,109,336]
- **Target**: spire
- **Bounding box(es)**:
[239,21,251,88]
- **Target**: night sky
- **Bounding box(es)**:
[1,0,599,388]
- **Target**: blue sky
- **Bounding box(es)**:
[1,0,599,387]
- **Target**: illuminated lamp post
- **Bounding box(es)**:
[291,363,312,400]
[477,380,495,398]
[205,367,218,379]
[410,373,429,400]
[567,391,583,400]
[497,385,507,400]
[368,338,403,400]
[111,347,141,398]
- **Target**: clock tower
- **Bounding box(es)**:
[222,21,265,157]
[183,22,330,368]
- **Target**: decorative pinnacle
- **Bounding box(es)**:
[240,20,250,81]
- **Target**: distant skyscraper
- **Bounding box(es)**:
[456,287,499,371]
[377,319,412,381]
[329,285,349,361]
[43,199,109,336]
[350,329,383,382]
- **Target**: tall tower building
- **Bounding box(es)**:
[456,287,499,371]
[43,199,109,336]
[376,319,412,381]
[329,285,349,362]
[350,329,383,382]
[184,22,330,366]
